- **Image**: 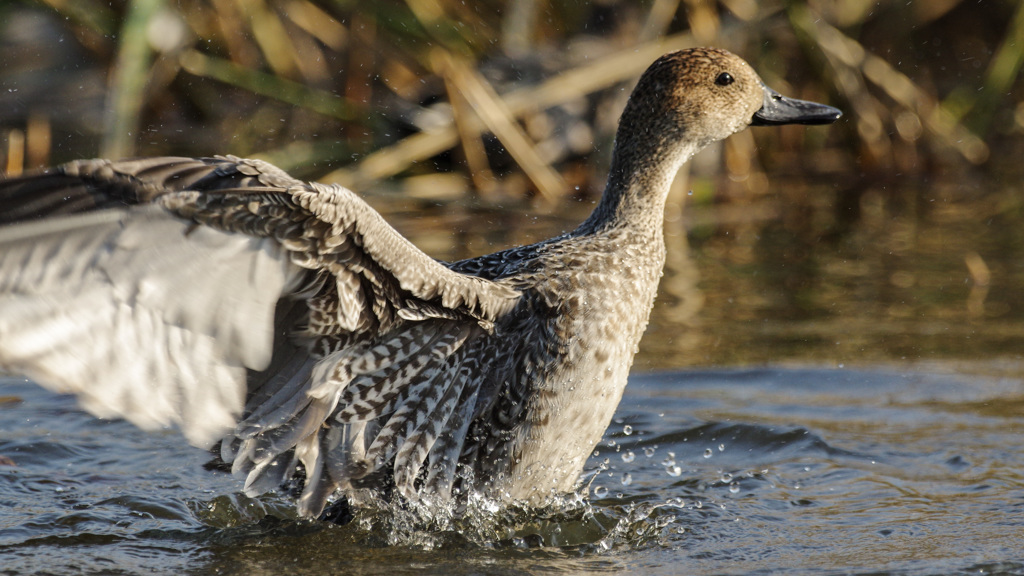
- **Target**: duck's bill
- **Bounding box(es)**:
[751,86,842,126]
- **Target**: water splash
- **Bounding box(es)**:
[327,487,691,552]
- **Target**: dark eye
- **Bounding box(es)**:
[715,72,734,86]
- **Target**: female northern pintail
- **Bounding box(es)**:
[0,48,839,518]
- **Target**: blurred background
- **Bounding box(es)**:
[2,0,1024,371]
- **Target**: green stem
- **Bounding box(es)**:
[101,0,165,159]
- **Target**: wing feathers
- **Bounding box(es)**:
[424,373,481,493]
[228,319,483,517]
[0,206,300,447]
[1,154,522,516]
[295,183,520,322]
[391,359,471,499]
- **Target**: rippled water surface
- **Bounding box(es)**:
[3,367,1024,575]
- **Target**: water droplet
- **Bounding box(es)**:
[667,465,682,477]
[623,424,633,435]
[607,439,617,447]
[694,500,703,509]
[675,526,686,534]
[718,444,725,452]
[512,536,526,548]
[621,472,632,486]
[593,450,600,457]
[720,472,733,483]
[661,455,676,467]
[703,448,713,459]
[729,482,740,494]
[622,450,635,463]
[644,447,656,457]
[593,485,608,498]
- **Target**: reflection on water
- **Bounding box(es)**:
[3,176,1024,574]
[376,175,1024,371]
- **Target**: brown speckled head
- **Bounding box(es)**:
[622,47,841,147]
[589,47,840,230]
[594,48,768,224]
[625,47,767,146]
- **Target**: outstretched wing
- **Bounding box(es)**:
[0,156,522,514]
[0,205,295,446]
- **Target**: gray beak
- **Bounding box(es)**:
[751,85,842,126]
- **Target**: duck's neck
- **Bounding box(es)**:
[576,127,700,236]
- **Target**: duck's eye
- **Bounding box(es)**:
[715,72,734,86]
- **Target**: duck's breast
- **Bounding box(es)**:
[488,230,666,500]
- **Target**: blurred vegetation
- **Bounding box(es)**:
[4,0,1024,369]
[2,0,1022,201]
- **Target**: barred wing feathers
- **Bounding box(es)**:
[0,155,522,516]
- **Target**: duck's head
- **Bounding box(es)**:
[620,47,841,151]
[590,47,841,227]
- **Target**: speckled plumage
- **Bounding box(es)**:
[0,48,839,517]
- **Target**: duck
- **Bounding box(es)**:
[0,47,840,519]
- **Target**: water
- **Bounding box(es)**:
[4,173,1024,573]
[2,366,1024,575]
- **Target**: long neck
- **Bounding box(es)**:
[576,119,700,236]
